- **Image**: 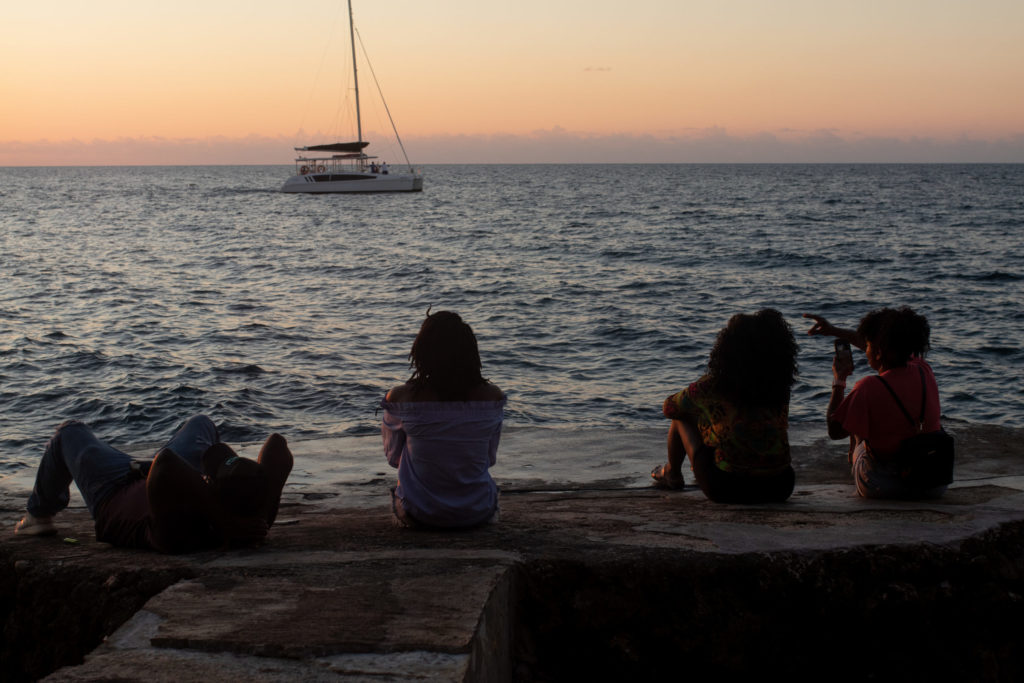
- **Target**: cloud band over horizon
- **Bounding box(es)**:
[2,127,1023,166]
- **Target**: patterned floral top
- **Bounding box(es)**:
[663,375,791,475]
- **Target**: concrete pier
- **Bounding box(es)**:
[2,421,1023,681]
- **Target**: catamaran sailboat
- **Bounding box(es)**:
[281,1,423,193]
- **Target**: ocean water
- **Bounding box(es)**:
[1,164,1022,472]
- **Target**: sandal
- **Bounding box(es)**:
[651,464,684,490]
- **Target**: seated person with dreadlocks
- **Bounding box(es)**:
[381,310,506,529]
[15,415,293,553]
[651,309,799,503]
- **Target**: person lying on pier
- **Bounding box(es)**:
[652,308,798,503]
[14,415,293,553]
[804,307,951,499]
[381,310,506,528]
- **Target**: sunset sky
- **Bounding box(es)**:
[2,0,1022,164]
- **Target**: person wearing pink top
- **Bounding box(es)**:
[381,311,506,528]
[804,307,947,499]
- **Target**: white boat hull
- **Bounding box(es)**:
[281,172,423,193]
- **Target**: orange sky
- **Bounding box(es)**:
[2,0,1022,163]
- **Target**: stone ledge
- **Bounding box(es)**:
[1,422,1021,681]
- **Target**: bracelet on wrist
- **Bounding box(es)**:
[832,381,846,389]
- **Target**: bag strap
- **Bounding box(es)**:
[875,365,927,432]
[916,365,926,427]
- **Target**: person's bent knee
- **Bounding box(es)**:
[55,420,88,435]
[181,414,216,432]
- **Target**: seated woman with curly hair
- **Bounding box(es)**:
[651,309,799,503]
[382,310,506,528]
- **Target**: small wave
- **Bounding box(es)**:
[218,188,281,196]
[968,271,1022,282]
[978,346,1020,357]
[615,280,657,291]
[596,325,647,341]
[51,350,109,371]
[783,214,829,224]
[388,264,433,277]
[214,363,267,375]
[171,384,207,397]
[343,424,379,436]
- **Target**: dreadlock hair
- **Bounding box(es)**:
[857,306,930,368]
[408,310,486,401]
[705,308,799,409]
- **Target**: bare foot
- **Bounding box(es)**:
[651,463,684,490]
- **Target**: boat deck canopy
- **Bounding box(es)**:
[297,142,370,153]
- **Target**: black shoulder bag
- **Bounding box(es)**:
[875,366,955,490]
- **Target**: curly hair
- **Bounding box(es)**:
[856,306,930,368]
[407,310,486,400]
[705,308,799,409]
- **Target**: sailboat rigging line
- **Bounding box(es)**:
[355,27,415,172]
[294,4,350,148]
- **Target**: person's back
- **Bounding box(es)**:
[665,376,791,476]
[834,356,941,457]
[382,311,505,528]
[653,309,798,503]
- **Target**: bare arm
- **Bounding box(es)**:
[826,387,850,439]
[385,383,412,402]
[147,448,217,522]
[802,313,866,350]
[146,448,219,552]
[826,350,853,440]
[148,448,267,549]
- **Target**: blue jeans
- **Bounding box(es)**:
[27,415,220,518]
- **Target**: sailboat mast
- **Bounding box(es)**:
[348,0,363,144]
